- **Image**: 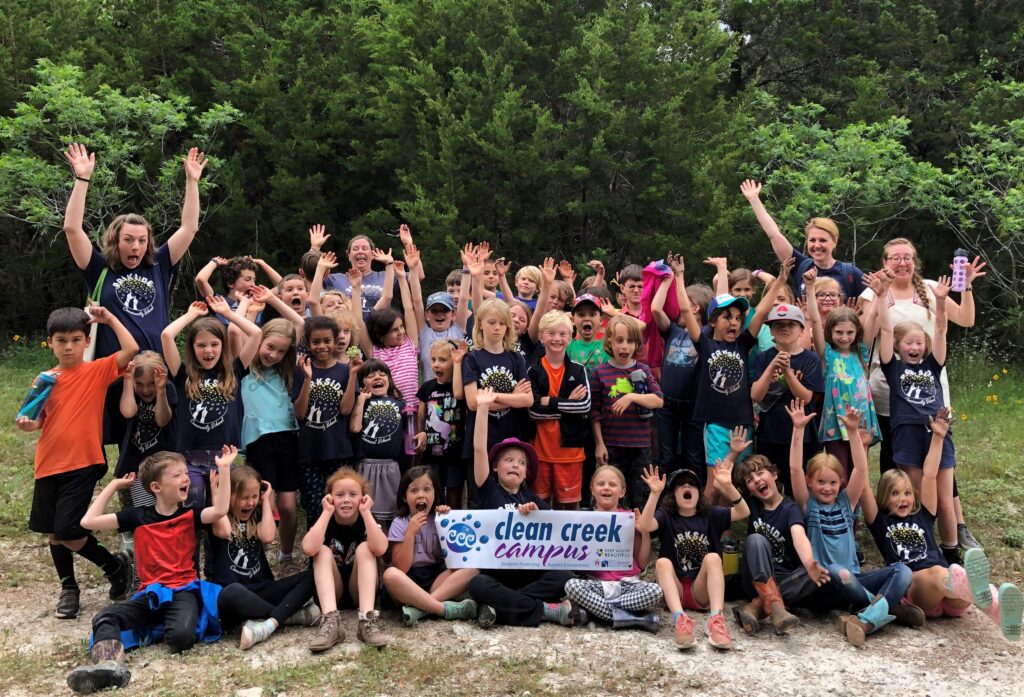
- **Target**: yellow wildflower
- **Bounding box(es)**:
[1003,368,1009,374]
[40,341,47,348]
[985,395,993,402]
[13,334,20,341]
[960,414,968,421]
[992,374,1000,381]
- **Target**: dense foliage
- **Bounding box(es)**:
[1,0,1022,338]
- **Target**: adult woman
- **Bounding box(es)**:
[323,234,398,318]
[741,180,865,300]
[859,237,987,553]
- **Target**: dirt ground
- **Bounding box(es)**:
[1,536,1022,697]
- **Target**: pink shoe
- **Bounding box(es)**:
[948,564,973,605]
[984,584,1001,624]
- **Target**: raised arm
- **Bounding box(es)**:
[119,360,139,419]
[496,256,515,302]
[802,268,825,358]
[161,301,208,377]
[167,148,208,265]
[587,259,607,288]
[403,240,426,335]
[350,389,370,433]
[372,248,396,310]
[87,307,138,370]
[713,456,750,522]
[637,465,665,533]
[473,387,497,488]
[394,260,418,349]
[869,272,894,364]
[340,354,362,415]
[152,365,172,427]
[256,481,277,544]
[252,284,305,336]
[529,257,557,342]
[650,273,674,333]
[946,256,986,327]
[309,250,337,317]
[207,294,262,367]
[741,179,794,264]
[349,270,374,358]
[841,408,868,504]
[704,257,730,296]
[455,265,471,333]
[919,409,949,515]
[930,275,950,365]
[62,144,97,270]
[302,499,336,557]
[748,257,793,336]
[452,341,467,400]
[200,445,235,524]
[253,257,282,288]
[293,356,312,421]
[81,474,135,531]
[786,398,815,513]
[195,257,226,298]
[669,255,701,342]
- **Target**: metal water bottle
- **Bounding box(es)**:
[951,248,969,292]
[629,368,652,419]
[722,536,740,577]
[403,411,418,456]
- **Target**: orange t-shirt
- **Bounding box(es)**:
[34,354,121,479]
[533,357,585,463]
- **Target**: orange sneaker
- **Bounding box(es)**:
[673,611,696,649]
[706,612,733,650]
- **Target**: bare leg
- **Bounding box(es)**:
[312,547,342,614]
[936,469,957,547]
[656,558,683,614]
[428,568,479,602]
[382,567,445,615]
[352,542,378,615]
[691,553,724,612]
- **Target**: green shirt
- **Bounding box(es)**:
[567,339,609,374]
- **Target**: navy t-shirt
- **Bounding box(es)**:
[654,506,732,580]
[416,379,465,463]
[660,323,699,401]
[791,249,864,301]
[172,358,245,451]
[746,497,805,572]
[477,474,547,511]
[84,244,175,358]
[324,515,367,569]
[881,354,945,428]
[115,383,179,477]
[355,396,405,460]
[207,521,274,587]
[753,348,824,444]
[324,269,398,318]
[868,505,947,572]
[693,326,757,425]
[292,363,353,463]
[461,349,528,458]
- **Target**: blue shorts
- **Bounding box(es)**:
[704,423,753,469]
[892,425,956,469]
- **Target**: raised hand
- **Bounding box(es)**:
[358,494,374,514]
[346,267,362,288]
[260,480,274,503]
[182,147,208,182]
[540,257,557,285]
[309,224,330,250]
[205,294,232,316]
[777,255,795,281]
[123,360,136,386]
[587,259,605,277]
[640,464,665,495]
[557,260,577,286]
[187,300,209,318]
[667,253,685,277]
[403,244,421,270]
[740,179,762,201]
[64,143,95,180]
[476,242,493,263]
[215,444,239,468]
[153,365,168,391]
[321,494,336,515]
[398,223,413,248]
[463,244,484,277]
[932,274,951,301]
[372,248,394,265]
[113,473,137,490]
[300,355,313,381]
[838,407,862,434]
[929,407,951,438]
[712,458,735,492]
[249,285,273,304]
[785,398,818,429]
[802,266,817,288]
[86,306,113,325]
[476,386,498,411]
[394,260,406,275]
[964,256,987,283]
[317,251,338,272]
[451,340,468,364]
[727,426,752,456]
[494,257,511,276]
[704,257,728,271]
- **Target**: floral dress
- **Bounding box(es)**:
[819,343,881,445]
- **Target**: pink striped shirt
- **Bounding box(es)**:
[374,335,420,413]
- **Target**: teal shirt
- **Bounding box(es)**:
[241,370,298,448]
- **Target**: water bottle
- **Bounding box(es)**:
[17,371,57,420]
[951,248,969,292]
[721,535,740,577]
[403,411,418,456]
[629,369,652,419]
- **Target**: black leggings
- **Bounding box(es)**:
[217,568,316,626]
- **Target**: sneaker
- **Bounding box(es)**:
[308,610,344,653]
[285,600,321,627]
[442,599,478,622]
[67,662,131,694]
[673,611,695,650]
[705,613,733,650]
[240,619,276,650]
[942,544,963,566]
[56,588,80,619]
[998,583,1023,641]
[477,604,497,629]
[958,523,982,550]
[402,605,428,627]
[963,548,993,608]
[106,551,133,601]
[947,564,974,606]
[278,557,306,578]
[357,611,391,648]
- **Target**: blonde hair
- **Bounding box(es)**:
[893,320,933,357]
[806,452,844,483]
[555,280,576,308]
[320,290,351,312]
[430,339,455,357]
[814,277,844,301]
[472,299,518,351]
[326,309,359,350]
[883,238,932,317]
[250,318,297,392]
[229,465,263,541]
[132,350,166,377]
[806,217,839,243]
[101,213,156,271]
[515,265,542,287]
[538,310,573,335]
[139,451,186,495]
[602,315,644,358]
[876,469,921,517]
[591,465,627,491]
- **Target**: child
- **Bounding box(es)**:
[17,307,137,620]
[527,311,591,510]
[787,400,914,646]
[415,340,467,508]
[798,277,845,350]
[750,303,823,496]
[567,293,609,374]
[514,265,542,309]
[466,388,577,627]
[734,444,829,636]
[412,282,469,378]
[874,272,960,562]
[211,466,318,650]
[675,254,788,501]
[194,256,268,324]
[350,359,405,528]
[301,467,390,651]
[590,314,664,507]
[804,268,881,481]
[293,316,357,525]
[239,286,307,576]
[381,466,479,625]
[617,264,645,322]
[66,448,233,693]
[640,462,749,650]
[161,298,260,510]
[862,409,1023,639]
[564,466,663,629]
[116,351,177,510]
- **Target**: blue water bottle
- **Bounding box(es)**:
[18,371,57,420]
[629,369,652,419]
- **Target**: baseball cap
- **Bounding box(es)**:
[666,468,702,491]
[707,293,750,317]
[425,292,456,311]
[488,438,539,486]
[765,303,805,327]
[572,293,601,312]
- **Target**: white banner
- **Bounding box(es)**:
[436,509,635,571]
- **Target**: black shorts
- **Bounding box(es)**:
[29,464,106,540]
[407,563,446,591]
[245,431,300,492]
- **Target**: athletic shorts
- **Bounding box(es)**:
[407,563,447,592]
[246,431,301,491]
[29,464,106,540]
[674,576,710,611]
[534,459,583,503]
[704,423,753,468]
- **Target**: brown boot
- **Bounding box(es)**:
[890,601,926,628]
[732,597,766,636]
[754,579,799,634]
[66,639,131,694]
[309,610,345,653]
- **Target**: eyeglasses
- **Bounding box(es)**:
[886,255,915,264]
[815,292,841,299]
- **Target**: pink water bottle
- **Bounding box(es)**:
[951,248,969,292]
[403,411,418,455]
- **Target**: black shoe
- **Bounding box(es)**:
[942,545,963,566]
[477,604,497,629]
[67,661,131,694]
[56,588,80,619]
[106,551,133,600]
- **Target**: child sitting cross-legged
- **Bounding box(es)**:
[66,447,235,694]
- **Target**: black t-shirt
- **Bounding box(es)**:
[660,323,700,400]
[753,348,824,444]
[324,515,368,568]
[477,474,547,511]
[173,358,245,451]
[115,384,179,476]
[746,497,805,572]
[461,348,528,458]
[693,326,757,425]
[868,505,947,572]
[416,379,465,463]
[207,520,274,587]
[654,506,732,580]
[355,396,405,460]
[292,363,353,463]
[116,505,203,589]
[881,354,945,428]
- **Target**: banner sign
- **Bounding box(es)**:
[436,509,635,571]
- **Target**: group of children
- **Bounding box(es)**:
[21,200,1023,694]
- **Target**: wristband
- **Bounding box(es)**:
[210,258,219,265]
[75,175,91,183]
[730,496,743,506]
[964,287,973,292]
[461,268,471,274]
[753,269,763,278]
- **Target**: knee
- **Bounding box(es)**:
[655,558,674,575]
[381,566,402,586]
[703,552,722,570]
[827,564,850,584]
[891,563,913,587]
[163,625,196,654]
[745,533,770,553]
